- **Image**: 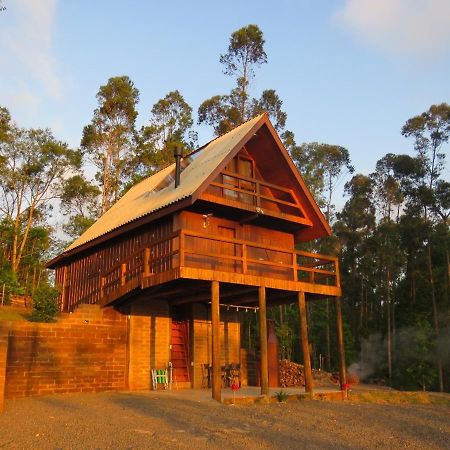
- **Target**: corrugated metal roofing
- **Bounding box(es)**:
[65,114,264,252]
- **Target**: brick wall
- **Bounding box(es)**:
[3,304,128,400]
[0,330,7,411]
[128,298,170,390]
[191,304,240,389]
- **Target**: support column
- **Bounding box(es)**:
[298,291,313,395]
[259,286,269,396]
[335,296,347,390]
[211,280,221,402]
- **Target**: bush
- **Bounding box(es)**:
[274,390,289,402]
[30,285,59,322]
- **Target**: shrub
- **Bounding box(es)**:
[274,390,289,402]
[30,285,59,322]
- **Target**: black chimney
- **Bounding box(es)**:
[174,146,182,188]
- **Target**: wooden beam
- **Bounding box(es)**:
[335,297,347,390]
[211,280,221,402]
[259,286,269,396]
[298,291,313,395]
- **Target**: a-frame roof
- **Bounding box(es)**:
[48,114,330,267]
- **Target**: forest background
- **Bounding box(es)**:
[0,21,449,393]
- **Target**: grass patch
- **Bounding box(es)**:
[349,391,450,406]
[0,309,30,321]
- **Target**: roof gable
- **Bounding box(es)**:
[52,114,330,265]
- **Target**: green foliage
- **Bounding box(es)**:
[137,90,196,173]
[30,285,60,322]
[81,76,139,213]
[391,319,437,391]
[199,24,287,135]
[274,390,289,402]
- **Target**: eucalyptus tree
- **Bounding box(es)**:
[137,90,196,174]
[0,115,79,276]
[219,24,267,121]
[81,76,139,213]
[198,24,287,135]
[60,175,100,239]
[291,142,353,223]
[401,103,450,392]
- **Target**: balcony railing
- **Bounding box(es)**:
[90,230,339,307]
[201,171,309,222]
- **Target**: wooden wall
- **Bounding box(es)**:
[56,218,173,311]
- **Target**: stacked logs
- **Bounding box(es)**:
[279,359,305,387]
[279,359,340,387]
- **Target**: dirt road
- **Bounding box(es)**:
[0,391,449,449]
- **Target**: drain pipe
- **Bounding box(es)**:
[174,146,182,188]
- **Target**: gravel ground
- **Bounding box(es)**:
[0,391,449,449]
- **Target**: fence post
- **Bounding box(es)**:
[1,284,4,306]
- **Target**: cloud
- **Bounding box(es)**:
[0,0,61,100]
[334,0,450,57]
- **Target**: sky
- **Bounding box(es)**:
[0,0,449,199]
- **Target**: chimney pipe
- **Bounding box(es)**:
[174,146,182,188]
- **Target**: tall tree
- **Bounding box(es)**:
[291,142,354,222]
[59,175,100,239]
[198,25,287,135]
[137,90,196,175]
[81,76,139,213]
[219,24,267,121]
[401,103,450,392]
[0,118,79,275]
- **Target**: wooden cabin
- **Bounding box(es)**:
[47,114,346,400]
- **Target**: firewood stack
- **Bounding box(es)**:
[279,359,305,387]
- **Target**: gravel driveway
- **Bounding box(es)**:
[0,391,449,449]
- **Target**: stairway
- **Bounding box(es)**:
[171,320,190,386]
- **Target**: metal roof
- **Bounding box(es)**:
[65,114,265,252]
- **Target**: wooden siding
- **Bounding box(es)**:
[56,218,173,312]
[55,211,340,311]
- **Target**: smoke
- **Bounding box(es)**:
[348,332,385,380]
[348,324,449,382]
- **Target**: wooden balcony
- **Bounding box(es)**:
[90,230,341,309]
[200,171,313,226]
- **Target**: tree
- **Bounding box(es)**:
[137,90,196,175]
[81,76,139,213]
[219,24,267,121]
[0,117,79,276]
[60,175,100,239]
[401,103,450,392]
[198,25,287,135]
[291,142,354,222]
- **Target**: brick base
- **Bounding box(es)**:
[3,304,128,400]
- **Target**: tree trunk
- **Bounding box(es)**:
[427,244,444,392]
[386,268,392,382]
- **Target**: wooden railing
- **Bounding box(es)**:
[203,171,305,218]
[178,230,339,287]
[68,230,339,309]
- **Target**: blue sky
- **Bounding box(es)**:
[1,0,449,196]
